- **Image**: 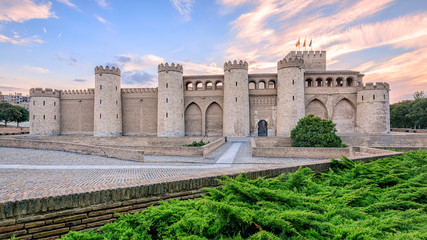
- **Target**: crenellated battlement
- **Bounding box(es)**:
[30,88,61,98]
[62,89,95,95]
[158,63,183,73]
[224,60,248,71]
[94,65,121,76]
[286,51,326,59]
[277,57,304,70]
[358,82,390,91]
[121,88,158,94]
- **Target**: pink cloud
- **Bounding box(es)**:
[0,0,56,22]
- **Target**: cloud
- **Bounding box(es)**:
[0,34,43,45]
[55,0,81,11]
[115,54,164,72]
[73,79,87,82]
[121,71,157,87]
[179,61,223,75]
[0,0,57,22]
[170,0,194,21]
[95,15,108,24]
[24,65,49,73]
[58,32,62,38]
[43,27,47,33]
[93,0,109,8]
[0,86,27,92]
[56,52,77,65]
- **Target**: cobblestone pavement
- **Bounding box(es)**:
[0,138,324,202]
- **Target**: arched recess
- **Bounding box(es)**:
[185,103,202,136]
[205,102,223,136]
[306,99,327,119]
[257,120,268,136]
[332,99,355,133]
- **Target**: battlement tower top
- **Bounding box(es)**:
[277,57,304,70]
[30,88,61,98]
[94,66,121,76]
[224,60,248,71]
[158,63,183,73]
[357,82,390,91]
[286,50,326,59]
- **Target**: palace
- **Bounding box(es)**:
[29,50,390,137]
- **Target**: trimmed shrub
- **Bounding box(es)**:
[291,114,344,147]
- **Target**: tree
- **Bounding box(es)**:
[291,114,344,147]
[408,98,427,129]
[413,91,425,100]
[14,105,29,127]
[0,102,22,127]
[390,100,413,128]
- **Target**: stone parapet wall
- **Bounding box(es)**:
[340,134,427,147]
[390,128,427,133]
[0,138,144,162]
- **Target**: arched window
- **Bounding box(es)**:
[196,82,203,90]
[346,77,353,87]
[186,82,193,90]
[305,78,313,87]
[316,78,323,87]
[326,78,333,87]
[259,81,265,89]
[215,81,223,89]
[249,81,256,89]
[336,77,343,87]
[206,82,213,90]
[268,80,275,89]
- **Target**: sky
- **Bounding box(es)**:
[0,0,426,103]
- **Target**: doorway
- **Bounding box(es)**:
[257,120,268,136]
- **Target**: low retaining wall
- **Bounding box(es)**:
[0,150,403,239]
[341,134,427,148]
[391,128,427,133]
[0,138,144,162]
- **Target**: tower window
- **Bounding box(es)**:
[166,113,168,118]
[43,115,45,119]
[384,94,386,99]
[235,97,237,102]
[116,100,118,105]
[54,102,56,106]
[292,80,295,85]
[166,83,168,88]
[362,96,364,100]
[33,115,35,120]
[166,98,168,103]
[33,101,35,105]
[54,115,56,120]
[373,95,375,100]
[100,85,102,90]
[292,96,295,101]
[100,99,102,104]
[100,114,101,119]
[43,101,45,106]
[116,86,118,91]
[236,82,237,86]
[116,114,118,119]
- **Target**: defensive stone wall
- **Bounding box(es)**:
[29,88,61,136]
[122,88,158,136]
[60,89,95,135]
[285,51,326,71]
[356,82,390,133]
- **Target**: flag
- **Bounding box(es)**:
[295,39,300,47]
[309,39,312,47]
[303,38,306,47]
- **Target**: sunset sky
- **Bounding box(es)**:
[0,0,426,103]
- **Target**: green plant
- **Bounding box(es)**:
[184,140,210,147]
[61,150,427,239]
[291,114,344,147]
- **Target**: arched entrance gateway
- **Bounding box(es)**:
[257,120,268,136]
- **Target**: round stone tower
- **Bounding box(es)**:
[157,63,185,137]
[29,88,61,135]
[356,82,390,133]
[223,60,250,137]
[94,66,122,137]
[276,57,305,136]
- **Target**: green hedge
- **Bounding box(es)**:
[61,150,427,239]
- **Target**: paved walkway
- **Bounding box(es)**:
[0,138,323,202]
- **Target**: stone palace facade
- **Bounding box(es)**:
[29,50,390,137]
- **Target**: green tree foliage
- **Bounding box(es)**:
[290,114,344,147]
[0,102,22,127]
[61,150,427,239]
[13,105,29,127]
[413,91,425,100]
[390,94,427,129]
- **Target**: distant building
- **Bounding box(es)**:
[0,92,30,110]
[29,50,390,136]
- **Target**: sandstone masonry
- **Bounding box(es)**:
[30,50,391,137]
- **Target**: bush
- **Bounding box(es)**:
[184,140,210,147]
[291,114,344,147]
